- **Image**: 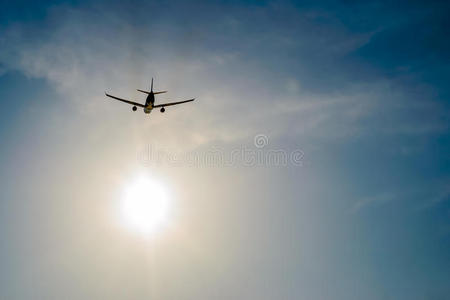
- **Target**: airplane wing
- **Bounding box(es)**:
[153,98,195,108]
[105,92,145,107]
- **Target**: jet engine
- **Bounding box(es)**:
[132,106,137,111]
[160,107,165,113]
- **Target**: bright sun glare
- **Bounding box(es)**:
[120,175,171,236]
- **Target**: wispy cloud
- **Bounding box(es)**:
[0,1,447,151]
[350,192,397,213]
[351,179,450,214]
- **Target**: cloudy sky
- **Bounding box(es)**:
[0,0,449,299]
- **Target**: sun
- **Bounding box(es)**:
[120,175,171,236]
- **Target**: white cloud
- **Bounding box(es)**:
[0,2,446,152]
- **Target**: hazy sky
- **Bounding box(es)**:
[0,0,449,299]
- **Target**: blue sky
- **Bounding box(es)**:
[0,0,449,299]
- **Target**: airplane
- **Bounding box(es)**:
[105,78,195,114]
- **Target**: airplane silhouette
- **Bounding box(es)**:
[105,78,195,114]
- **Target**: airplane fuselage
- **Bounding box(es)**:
[144,92,155,114]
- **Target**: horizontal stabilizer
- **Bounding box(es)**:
[137,89,150,95]
[137,89,167,95]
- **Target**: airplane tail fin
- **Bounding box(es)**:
[139,78,163,94]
